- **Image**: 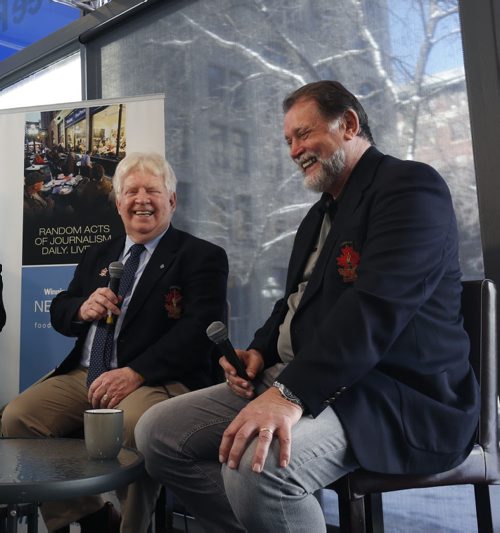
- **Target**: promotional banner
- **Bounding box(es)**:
[0,95,165,394]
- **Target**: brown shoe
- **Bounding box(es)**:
[78,501,121,533]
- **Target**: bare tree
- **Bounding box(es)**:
[113,0,479,339]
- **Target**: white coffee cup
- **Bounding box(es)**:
[84,408,124,459]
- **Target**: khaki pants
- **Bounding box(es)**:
[1,367,189,533]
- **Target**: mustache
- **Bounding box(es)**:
[295,151,318,166]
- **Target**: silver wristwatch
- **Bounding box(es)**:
[272,380,305,411]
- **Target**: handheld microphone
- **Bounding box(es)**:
[106,261,123,325]
[206,321,250,380]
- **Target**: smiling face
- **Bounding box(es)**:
[284,97,347,195]
[115,171,176,243]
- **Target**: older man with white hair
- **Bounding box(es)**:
[2,152,229,533]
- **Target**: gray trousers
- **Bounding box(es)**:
[135,364,359,533]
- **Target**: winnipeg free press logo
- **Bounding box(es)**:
[43,288,64,296]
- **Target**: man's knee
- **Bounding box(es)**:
[222,460,263,524]
[1,396,33,436]
[122,411,140,448]
[137,399,190,467]
[135,403,171,474]
[135,410,151,455]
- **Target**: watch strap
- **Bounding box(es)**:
[272,380,305,411]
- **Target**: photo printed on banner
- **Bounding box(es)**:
[22,104,127,266]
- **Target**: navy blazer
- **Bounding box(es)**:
[50,225,228,391]
[249,147,480,475]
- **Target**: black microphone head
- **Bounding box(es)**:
[109,261,124,279]
[206,321,228,343]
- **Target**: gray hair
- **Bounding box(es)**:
[113,152,177,196]
[283,80,374,145]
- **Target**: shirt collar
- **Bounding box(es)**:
[123,226,169,258]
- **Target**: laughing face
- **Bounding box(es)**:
[284,97,347,195]
[115,171,176,243]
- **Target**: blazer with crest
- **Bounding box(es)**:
[249,146,480,476]
[50,225,228,391]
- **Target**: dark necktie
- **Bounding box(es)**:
[86,243,146,387]
[318,195,337,222]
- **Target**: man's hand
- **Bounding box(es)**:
[219,386,303,473]
[78,287,121,322]
[220,348,264,399]
[88,367,144,408]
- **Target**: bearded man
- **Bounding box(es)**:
[135,81,479,532]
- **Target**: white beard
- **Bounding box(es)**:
[303,148,346,193]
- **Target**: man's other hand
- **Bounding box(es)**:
[88,367,144,408]
[221,348,264,399]
[78,287,121,322]
[219,386,303,473]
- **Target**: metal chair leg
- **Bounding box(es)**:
[365,493,383,533]
[155,486,167,533]
[474,484,494,533]
[338,494,367,533]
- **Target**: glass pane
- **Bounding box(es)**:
[0,53,82,109]
[96,0,482,346]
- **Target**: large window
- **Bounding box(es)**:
[89,0,482,347]
[0,0,487,525]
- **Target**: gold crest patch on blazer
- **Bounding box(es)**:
[165,286,182,319]
[336,242,360,283]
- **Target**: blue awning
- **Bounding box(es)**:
[0,0,80,62]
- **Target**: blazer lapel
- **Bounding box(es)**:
[120,227,179,329]
[93,237,126,289]
[298,147,384,308]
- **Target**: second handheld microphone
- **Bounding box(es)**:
[206,321,250,380]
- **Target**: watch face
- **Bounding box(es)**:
[273,381,304,409]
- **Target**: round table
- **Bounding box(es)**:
[0,438,144,532]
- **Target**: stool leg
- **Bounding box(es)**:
[5,505,18,533]
[339,495,367,533]
[0,504,6,533]
[474,484,494,533]
[365,493,384,533]
[25,504,39,533]
[155,487,167,533]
